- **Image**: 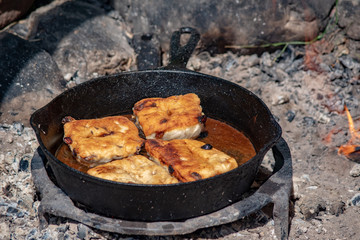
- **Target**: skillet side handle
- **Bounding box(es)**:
[167,27,200,69]
[270,137,293,240]
[272,137,292,175]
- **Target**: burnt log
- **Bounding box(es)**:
[0,0,34,29]
[110,0,336,53]
[338,0,360,41]
[0,32,66,125]
[27,0,135,83]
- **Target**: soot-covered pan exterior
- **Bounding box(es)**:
[30,28,281,221]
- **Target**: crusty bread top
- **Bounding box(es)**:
[145,139,238,182]
[133,93,204,139]
[87,155,179,184]
[63,116,144,167]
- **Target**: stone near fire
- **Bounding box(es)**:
[0,0,34,29]
[27,0,135,83]
[77,224,89,239]
[286,110,296,123]
[349,164,360,177]
[350,193,360,206]
[337,0,360,41]
[0,32,66,125]
[0,222,10,238]
[110,0,336,53]
[19,157,29,172]
[328,201,345,216]
[335,3,360,61]
[298,195,326,220]
[271,94,290,106]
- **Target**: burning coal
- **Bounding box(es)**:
[338,105,360,162]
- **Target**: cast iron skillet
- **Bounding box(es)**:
[30,27,282,221]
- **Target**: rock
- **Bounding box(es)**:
[188,57,202,71]
[110,0,336,53]
[303,117,316,126]
[4,134,13,144]
[292,177,305,200]
[77,224,88,240]
[318,114,331,124]
[350,193,360,206]
[298,226,308,235]
[24,145,32,154]
[350,164,360,177]
[219,225,236,236]
[272,94,290,106]
[248,67,261,76]
[274,68,290,82]
[337,0,360,40]
[319,62,331,72]
[245,54,260,67]
[25,228,38,240]
[329,69,345,81]
[0,0,34,29]
[29,0,135,83]
[261,52,273,67]
[328,201,345,216]
[56,225,69,233]
[286,110,296,122]
[298,195,326,220]
[40,230,53,240]
[6,206,20,217]
[223,56,238,71]
[339,55,358,70]
[0,222,10,238]
[333,78,349,88]
[13,122,24,135]
[18,157,29,172]
[0,32,66,125]
[285,59,303,74]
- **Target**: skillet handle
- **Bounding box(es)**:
[268,137,293,240]
[167,27,200,69]
[271,137,292,175]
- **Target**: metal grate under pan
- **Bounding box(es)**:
[31,137,292,240]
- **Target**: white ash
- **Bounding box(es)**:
[350,164,360,177]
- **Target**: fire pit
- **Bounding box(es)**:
[31,137,292,238]
[29,27,293,239]
[2,0,360,239]
[337,105,360,162]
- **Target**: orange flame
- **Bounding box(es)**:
[338,105,360,162]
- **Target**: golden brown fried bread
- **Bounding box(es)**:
[62,116,144,167]
[133,93,205,140]
[87,155,179,184]
[145,139,238,182]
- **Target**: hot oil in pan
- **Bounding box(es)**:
[55,116,256,174]
[201,118,256,166]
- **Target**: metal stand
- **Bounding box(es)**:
[31,137,292,239]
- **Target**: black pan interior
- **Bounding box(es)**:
[30,69,281,221]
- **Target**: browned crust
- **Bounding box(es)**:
[133,93,204,139]
[87,155,179,184]
[145,139,238,182]
[63,116,144,166]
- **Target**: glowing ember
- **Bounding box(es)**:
[338,105,360,162]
